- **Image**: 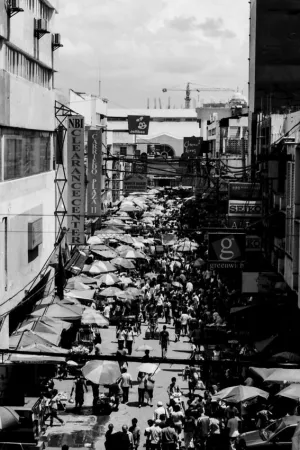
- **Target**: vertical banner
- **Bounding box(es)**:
[67,115,85,245]
[87,130,102,216]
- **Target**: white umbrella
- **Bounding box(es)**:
[137,363,160,374]
[82,360,121,385]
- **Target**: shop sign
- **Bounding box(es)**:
[228,182,261,200]
[123,174,147,194]
[128,115,150,135]
[183,137,203,156]
[228,200,262,217]
[227,216,257,229]
[246,235,262,252]
[208,233,246,269]
[87,130,102,217]
[28,218,43,250]
[67,115,85,245]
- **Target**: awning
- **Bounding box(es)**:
[249,367,277,381]
[9,330,60,350]
[264,369,300,384]
[255,335,278,353]
[31,303,82,321]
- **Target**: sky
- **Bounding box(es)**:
[55,0,249,109]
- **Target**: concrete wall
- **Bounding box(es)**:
[0,171,55,317]
[0,71,55,129]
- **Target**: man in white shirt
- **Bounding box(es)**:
[186,281,193,293]
[180,311,190,336]
[153,401,167,421]
[103,304,111,320]
[120,368,133,404]
[227,411,240,450]
[150,420,162,449]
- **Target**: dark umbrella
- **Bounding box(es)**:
[270,352,300,364]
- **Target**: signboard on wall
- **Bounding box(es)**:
[87,130,102,216]
[228,182,261,200]
[128,116,150,135]
[183,136,203,156]
[208,233,246,269]
[228,200,262,217]
[67,115,85,245]
[123,174,147,194]
[28,218,43,250]
[227,216,257,229]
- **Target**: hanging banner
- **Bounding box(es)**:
[87,130,102,216]
[67,115,85,245]
[128,115,150,135]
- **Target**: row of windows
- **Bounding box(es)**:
[24,0,53,21]
[6,46,53,88]
[0,131,52,181]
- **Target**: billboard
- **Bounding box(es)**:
[67,115,85,245]
[183,136,203,156]
[87,130,102,216]
[251,0,300,112]
[123,174,147,194]
[128,115,150,135]
[228,182,261,200]
[208,233,246,269]
[228,200,262,217]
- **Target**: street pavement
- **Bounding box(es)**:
[43,319,193,450]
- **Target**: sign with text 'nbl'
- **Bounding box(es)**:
[228,200,262,217]
[67,115,85,245]
[123,174,147,195]
[87,130,102,217]
[208,233,246,269]
[128,115,150,135]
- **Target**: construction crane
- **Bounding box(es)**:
[162,82,235,109]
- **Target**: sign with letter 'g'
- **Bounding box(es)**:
[208,233,246,269]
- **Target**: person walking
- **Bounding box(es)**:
[129,418,141,450]
[105,424,114,450]
[70,375,88,412]
[120,367,133,404]
[227,410,240,450]
[196,409,210,450]
[145,373,155,407]
[150,420,162,450]
[137,372,147,408]
[183,410,196,450]
[159,325,170,358]
[119,425,134,450]
[44,389,65,427]
[117,326,126,350]
[174,316,181,342]
[126,326,135,355]
[161,419,178,450]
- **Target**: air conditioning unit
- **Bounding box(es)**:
[53,33,61,45]
[36,19,48,31]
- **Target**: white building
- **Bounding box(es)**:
[0,0,61,337]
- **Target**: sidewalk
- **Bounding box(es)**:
[44,319,193,450]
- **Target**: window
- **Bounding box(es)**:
[6,46,52,89]
[120,146,127,156]
[2,130,52,182]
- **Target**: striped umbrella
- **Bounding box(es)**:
[95,273,120,286]
[89,261,117,275]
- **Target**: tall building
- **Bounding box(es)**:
[0,0,61,336]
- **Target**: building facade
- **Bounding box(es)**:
[107,108,200,195]
[0,0,61,334]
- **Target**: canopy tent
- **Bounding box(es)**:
[99,286,123,297]
[87,236,104,245]
[277,384,300,401]
[18,316,71,333]
[264,369,300,384]
[115,235,135,245]
[111,257,135,270]
[31,303,82,321]
[9,343,67,363]
[65,275,97,289]
[119,249,147,260]
[64,289,96,301]
[212,385,269,403]
[91,249,118,260]
[9,330,61,349]
[17,319,58,335]
[249,367,277,381]
[95,227,125,235]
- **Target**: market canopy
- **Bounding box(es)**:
[65,289,96,301]
[94,273,120,286]
[277,384,300,401]
[89,260,117,275]
[17,319,58,335]
[9,343,67,363]
[87,236,104,245]
[119,249,147,260]
[264,369,300,384]
[99,286,123,297]
[111,257,135,270]
[212,385,269,403]
[249,367,277,381]
[9,330,60,350]
[19,316,71,333]
[115,235,135,245]
[31,303,82,321]
[92,249,118,260]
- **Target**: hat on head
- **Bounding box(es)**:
[157,401,163,406]
[155,420,161,425]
